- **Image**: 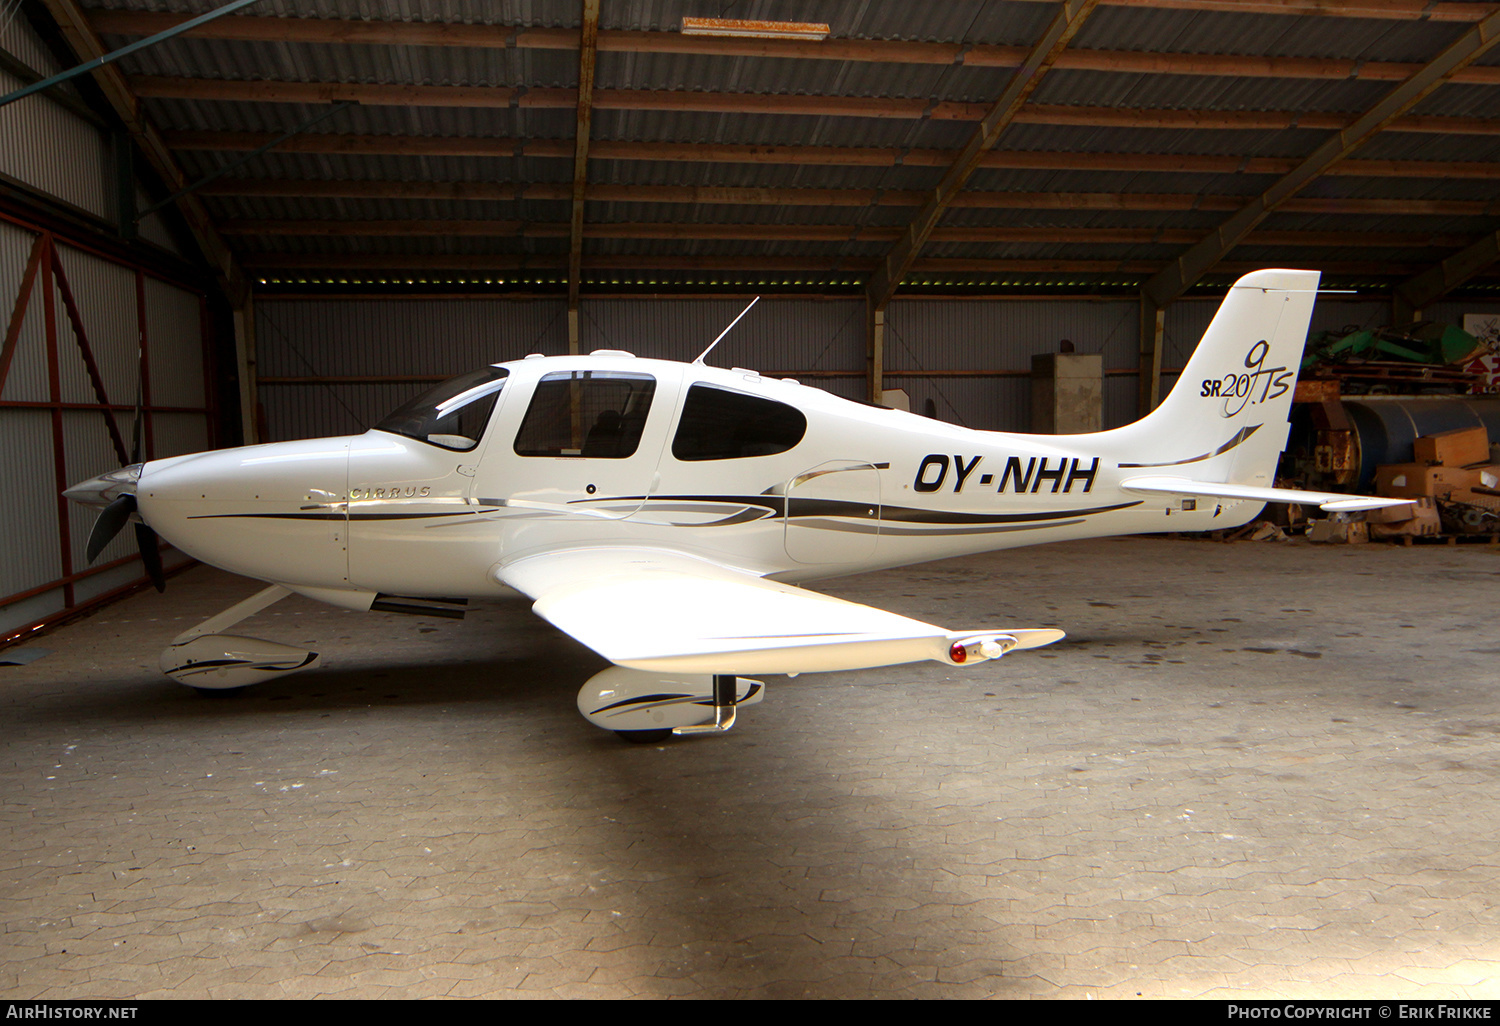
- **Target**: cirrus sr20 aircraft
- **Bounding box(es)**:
[65,269,1406,742]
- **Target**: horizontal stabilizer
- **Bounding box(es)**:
[1121,476,1415,513]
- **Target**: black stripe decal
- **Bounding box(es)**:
[1119,424,1261,469]
[582,494,1141,526]
[189,510,483,521]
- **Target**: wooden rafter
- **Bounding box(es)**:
[189,180,1500,217]
[158,100,1500,152]
[93,10,1500,83]
[215,219,1479,249]
[239,252,1458,279]
[126,76,1500,131]
[36,0,249,304]
[568,0,599,315]
[866,0,1100,313]
[1142,7,1500,311]
[1393,230,1500,319]
[170,133,1499,179]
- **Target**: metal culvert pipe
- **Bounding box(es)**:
[1342,397,1500,489]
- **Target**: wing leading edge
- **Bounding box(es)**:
[495,547,1062,674]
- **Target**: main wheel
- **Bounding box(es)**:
[615,729,671,744]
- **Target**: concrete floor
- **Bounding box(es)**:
[2,536,1500,999]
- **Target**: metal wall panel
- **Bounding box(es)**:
[579,298,864,370]
[135,187,182,255]
[263,382,423,442]
[884,373,1030,433]
[1309,298,1392,337]
[1,221,212,639]
[0,221,49,404]
[0,17,114,220]
[253,292,1500,445]
[1104,374,1139,430]
[52,244,137,406]
[256,297,569,377]
[887,299,1138,372]
[1430,299,1500,333]
[258,297,1140,439]
[144,276,206,410]
[255,297,868,440]
[150,411,210,461]
[1163,299,1218,370]
[0,409,63,599]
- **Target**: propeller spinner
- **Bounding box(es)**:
[63,463,166,593]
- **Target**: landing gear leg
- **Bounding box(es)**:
[672,674,738,736]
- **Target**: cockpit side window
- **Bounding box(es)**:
[671,383,807,461]
[374,367,509,451]
[514,371,657,458]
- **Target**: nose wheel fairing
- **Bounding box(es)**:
[159,584,320,690]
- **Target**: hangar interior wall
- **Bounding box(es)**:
[253,294,1500,445]
[1,220,214,638]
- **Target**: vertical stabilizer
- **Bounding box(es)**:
[1116,269,1320,488]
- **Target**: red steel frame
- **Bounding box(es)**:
[0,208,216,646]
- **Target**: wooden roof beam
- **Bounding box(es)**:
[35,0,248,304]
[188,179,1500,216]
[568,0,599,317]
[94,11,1500,83]
[1023,0,1498,22]
[128,74,1500,115]
[239,252,1460,278]
[161,99,1500,151]
[866,0,1100,313]
[1393,229,1500,319]
[189,149,1499,184]
[216,219,1476,249]
[1142,7,1500,310]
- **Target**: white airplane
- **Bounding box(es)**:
[64,268,1405,741]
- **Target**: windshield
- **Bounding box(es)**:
[374,367,509,451]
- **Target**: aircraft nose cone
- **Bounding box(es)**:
[63,464,143,509]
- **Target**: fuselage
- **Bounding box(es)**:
[132,353,1256,604]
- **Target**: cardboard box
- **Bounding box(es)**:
[1374,463,1483,499]
[1413,426,1490,467]
[1369,506,1441,538]
[1363,497,1431,524]
[1308,519,1369,544]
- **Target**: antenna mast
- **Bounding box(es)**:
[693,296,760,365]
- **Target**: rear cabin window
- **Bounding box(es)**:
[514,371,657,458]
[671,384,807,461]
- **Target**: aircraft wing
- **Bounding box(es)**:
[1119,476,1415,512]
[495,547,1062,674]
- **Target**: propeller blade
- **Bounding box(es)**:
[135,523,165,593]
[86,493,137,563]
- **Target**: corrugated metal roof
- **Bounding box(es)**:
[50,0,1500,294]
